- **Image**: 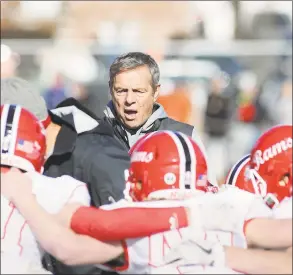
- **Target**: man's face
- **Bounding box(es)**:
[111,65,160,129]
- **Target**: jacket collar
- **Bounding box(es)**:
[47,98,105,156]
[103,100,168,133]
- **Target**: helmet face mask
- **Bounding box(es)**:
[127,131,211,202]
[249,168,281,208]
[249,168,268,198]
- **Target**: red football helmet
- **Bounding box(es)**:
[225,154,253,191]
[123,134,155,183]
[249,125,292,208]
[128,133,154,156]
[126,130,215,202]
[1,104,46,172]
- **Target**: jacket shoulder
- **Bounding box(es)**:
[75,128,127,159]
[159,117,194,137]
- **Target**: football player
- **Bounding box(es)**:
[122,130,291,274]
[0,104,134,273]
[226,124,292,220]
[220,124,292,273]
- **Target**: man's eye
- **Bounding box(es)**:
[117,89,126,93]
[134,90,144,93]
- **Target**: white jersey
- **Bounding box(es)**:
[273,197,292,219]
[1,172,90,274]
[97,190,271,274]
[153,264,243,274]
[111,227,246,274]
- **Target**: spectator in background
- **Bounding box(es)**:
[229,70,261,165]
[203,72,234,183]
[78,81,111,118]
[103,52,217,186]
[1,77,130,275]
[38,37,111,117]
[43,74,67,109]
[257,57,292,128]
[276,77,292,125]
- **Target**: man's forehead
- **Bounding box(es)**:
[114,66,152,86]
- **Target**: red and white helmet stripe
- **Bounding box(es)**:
[225,154,250,186]
[1,104,21,156]
[165,131,198,190]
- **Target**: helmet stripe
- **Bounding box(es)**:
[1,104,21,155]
[1,104,9,149]
[8,105,21,155]
[226,154,250,186]
[2,104,16,154]
[164,131,186,190]
[175,132,191,189]
[178,132,197,190]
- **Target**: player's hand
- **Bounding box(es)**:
[185,186,269,235]
[164,236,226,267]
[1,167,33,202]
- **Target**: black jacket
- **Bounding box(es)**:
[43,98,130,274]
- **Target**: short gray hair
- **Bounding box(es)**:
[109,52,160,91]
[1,77,48,121]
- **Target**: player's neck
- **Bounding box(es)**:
[45,122,61,157]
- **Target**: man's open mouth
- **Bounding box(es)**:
[124,110,137,115]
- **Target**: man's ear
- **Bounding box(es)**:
[154,84,161,102]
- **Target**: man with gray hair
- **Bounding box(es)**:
[104,52,217,185]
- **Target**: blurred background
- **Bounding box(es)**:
[1,1,292,184]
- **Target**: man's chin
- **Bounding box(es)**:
[124,121,140,129]
[121,119,142,130]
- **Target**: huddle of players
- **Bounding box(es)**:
[1,103,292,274]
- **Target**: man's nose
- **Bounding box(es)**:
[125,91,136,105]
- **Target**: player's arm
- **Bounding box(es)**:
[225,245,292,274]
[1,169,123,265]
[183,187,291,250]
[245,218,292,249]
[11,192,123,266]
[59,200,189,241]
